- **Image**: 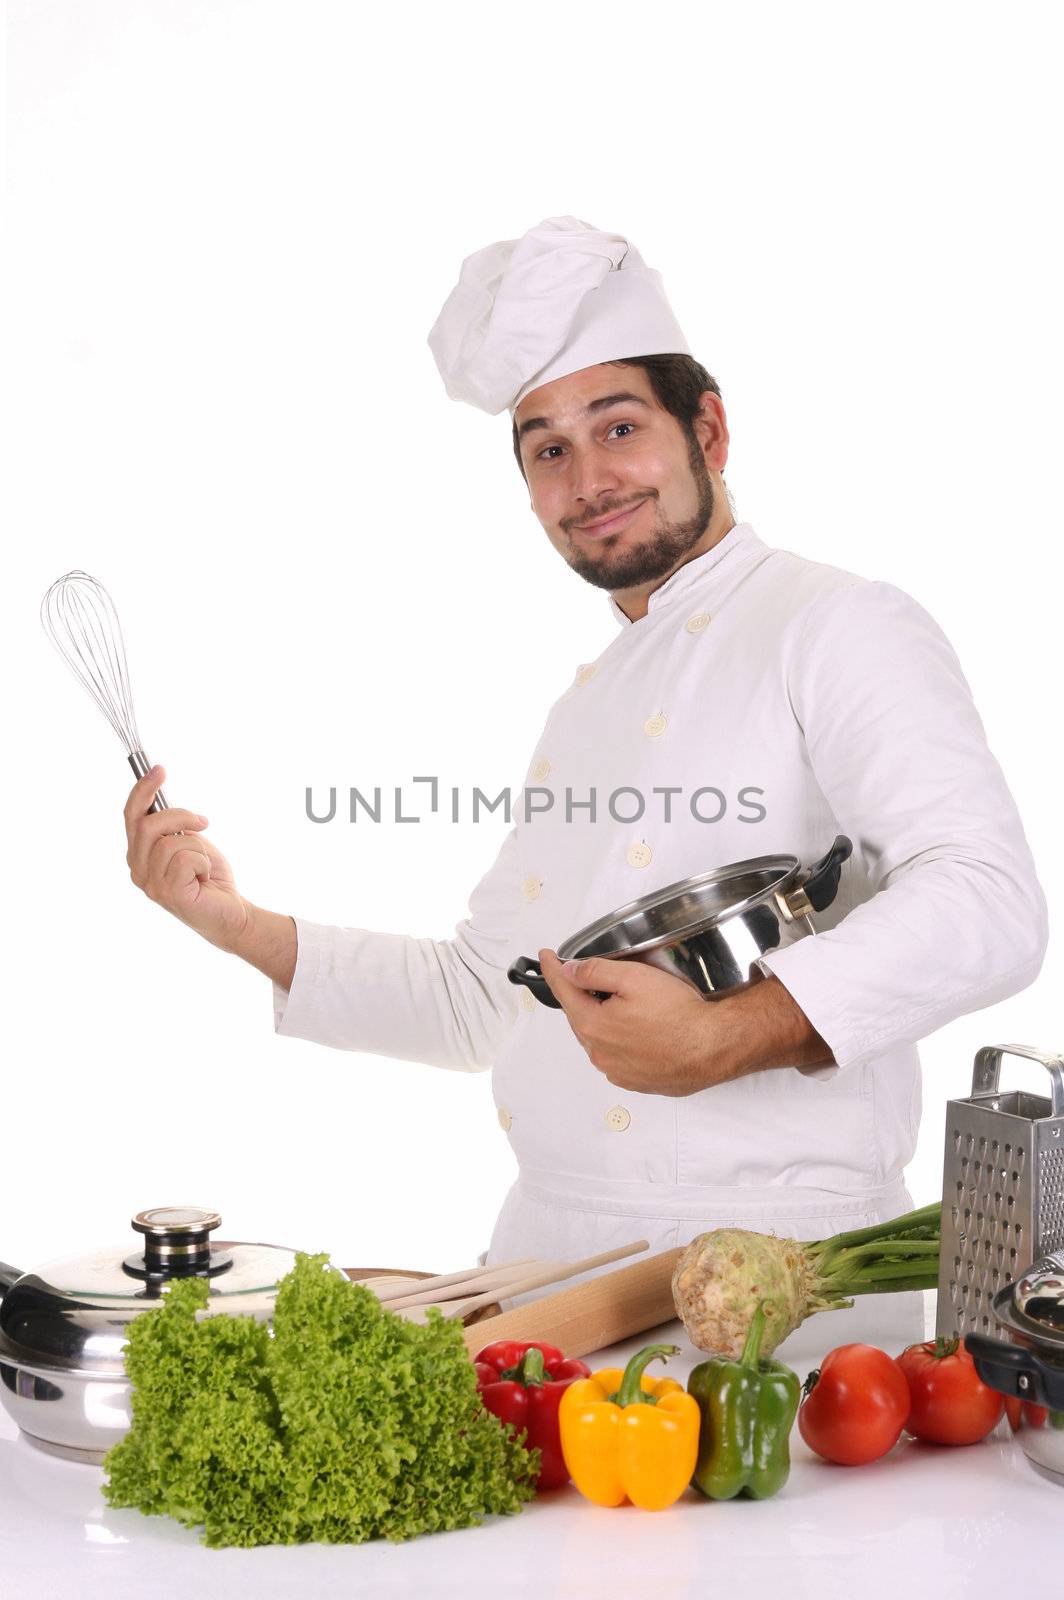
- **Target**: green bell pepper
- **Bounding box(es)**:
[686,1301,801,1500]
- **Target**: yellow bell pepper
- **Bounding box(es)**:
[558,1342,700,1510]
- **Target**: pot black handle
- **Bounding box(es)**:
[0,1262,23,1304]
[966,1333,1064,1410]
[802,834,853,913]
[507,956,563,1010]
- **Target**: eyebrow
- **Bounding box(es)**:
[516,391,653,446]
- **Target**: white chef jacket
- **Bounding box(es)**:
[274,521,1047,1336]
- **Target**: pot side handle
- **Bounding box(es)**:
[966,1332,1064,1410]
[507,956,563,1010]
[801,835,853,913]
[507,955,614,1008]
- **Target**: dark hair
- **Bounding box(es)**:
[511,353,722,482]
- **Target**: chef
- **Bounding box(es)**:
[124,216,1047,1338]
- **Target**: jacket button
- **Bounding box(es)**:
[518,987,537,1012]
[498,1107,513,1131]
[626,841,653,868]
[522,875,542,900]
[643,713,668,737]
[576,663,598,685]
[531,757,551,782]
[685,612,711,634]
[605,1105,631,1132]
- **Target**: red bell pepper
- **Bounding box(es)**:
[473,1339,591,1490]
[1004,1395,1049,1431]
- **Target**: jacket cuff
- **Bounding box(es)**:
[273,916,326,1038]
[754,954,843,1081]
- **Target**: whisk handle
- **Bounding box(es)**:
[128,749,169,814]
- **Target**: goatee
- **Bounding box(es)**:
[563,439,716,594]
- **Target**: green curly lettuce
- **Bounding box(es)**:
[103,1252,539,1547]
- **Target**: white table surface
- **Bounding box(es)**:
[1,1290,1060,1600]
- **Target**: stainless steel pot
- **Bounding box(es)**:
[968,1257,1064,1484]
[508,835,852,1009]
[0,1206,299,1464]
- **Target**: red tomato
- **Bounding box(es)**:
[798,1343,910,1466]
[896,1338,1005,1445]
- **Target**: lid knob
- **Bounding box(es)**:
[132,1206,222,1239]
[124,1206,232,1281]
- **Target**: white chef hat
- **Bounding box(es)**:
[427,215,692,417]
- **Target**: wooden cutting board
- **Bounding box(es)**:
[459,1247,684,1359]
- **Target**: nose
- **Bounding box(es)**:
[571,440,624,507]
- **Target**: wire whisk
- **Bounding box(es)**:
[41,570,169,813]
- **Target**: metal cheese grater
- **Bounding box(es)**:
[936,1043,1064,1339]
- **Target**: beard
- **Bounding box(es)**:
[562,435,716,593]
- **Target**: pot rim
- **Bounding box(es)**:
[556,852,803,961]
[0,1352,123,1382]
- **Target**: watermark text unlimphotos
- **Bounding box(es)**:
[305,779,768,826]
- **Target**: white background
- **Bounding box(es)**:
[3,0,1062,1279]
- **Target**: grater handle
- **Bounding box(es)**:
[972,1043,1064,1116]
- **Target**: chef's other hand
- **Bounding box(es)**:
[124,765,250,952]
[537,947,834,1094]
[537,947,734,1096]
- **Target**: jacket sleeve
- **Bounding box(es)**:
[758,579,1048,1073]
[271,825,522,1072]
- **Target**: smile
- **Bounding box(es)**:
[575,499,648,540]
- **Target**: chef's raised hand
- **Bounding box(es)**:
[124,765,251,952]
[536,948,834,1095]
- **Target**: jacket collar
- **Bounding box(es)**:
[607,520,765,627]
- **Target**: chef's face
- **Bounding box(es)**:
[514,363,731,607]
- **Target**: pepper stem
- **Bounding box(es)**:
[498,1346,548,1386]
[516,1345,547,1385]
[612,1343,680,1408]
[740,1301,767,1370]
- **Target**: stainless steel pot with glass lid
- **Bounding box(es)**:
[507,835,852,1009]
[0,1206,302,1464]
